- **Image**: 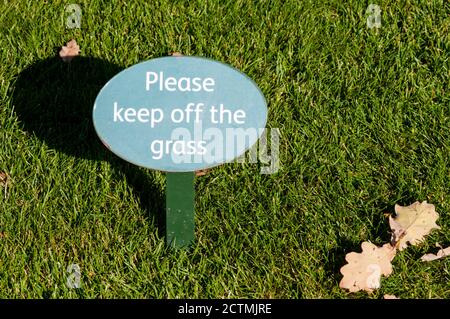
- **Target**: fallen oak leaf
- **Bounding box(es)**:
[59,39,80,62]
[420,246,450,262]
[389,201,440,250]
[339,242,396,293]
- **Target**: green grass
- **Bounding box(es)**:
[1,0,450,298]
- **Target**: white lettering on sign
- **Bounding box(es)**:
[146,71,215,92]
[210,104,246,124]
[113,102,163,127]
[150,139,207,160]
[112,99,247,160]
[111,70,250,161]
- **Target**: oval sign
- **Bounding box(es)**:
[93,56,267,172]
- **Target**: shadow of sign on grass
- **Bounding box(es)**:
[11,56,165,236]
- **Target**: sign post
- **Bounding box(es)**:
[93,56,267,248]
[166,172,195,247]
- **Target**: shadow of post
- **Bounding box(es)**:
[11,56,165,236]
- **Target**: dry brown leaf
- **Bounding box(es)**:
[383,294,400,299]
[420,246,450,262]
[389,201,440,250]
[339,242,396,293]
[59,39,80,62]
[195,169,209,177]
[0,172,9,187]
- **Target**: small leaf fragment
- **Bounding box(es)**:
[420,246,450,262]
[195,169,209,176]
[59,39,80,62]
[0,172,9,187]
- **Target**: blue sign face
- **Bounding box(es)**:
[93,56,267,172]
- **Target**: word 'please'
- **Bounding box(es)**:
[146,71,215,92]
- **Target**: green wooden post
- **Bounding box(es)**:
[165,172,195,248]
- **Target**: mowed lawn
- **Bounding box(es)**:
[0,0,449,298]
